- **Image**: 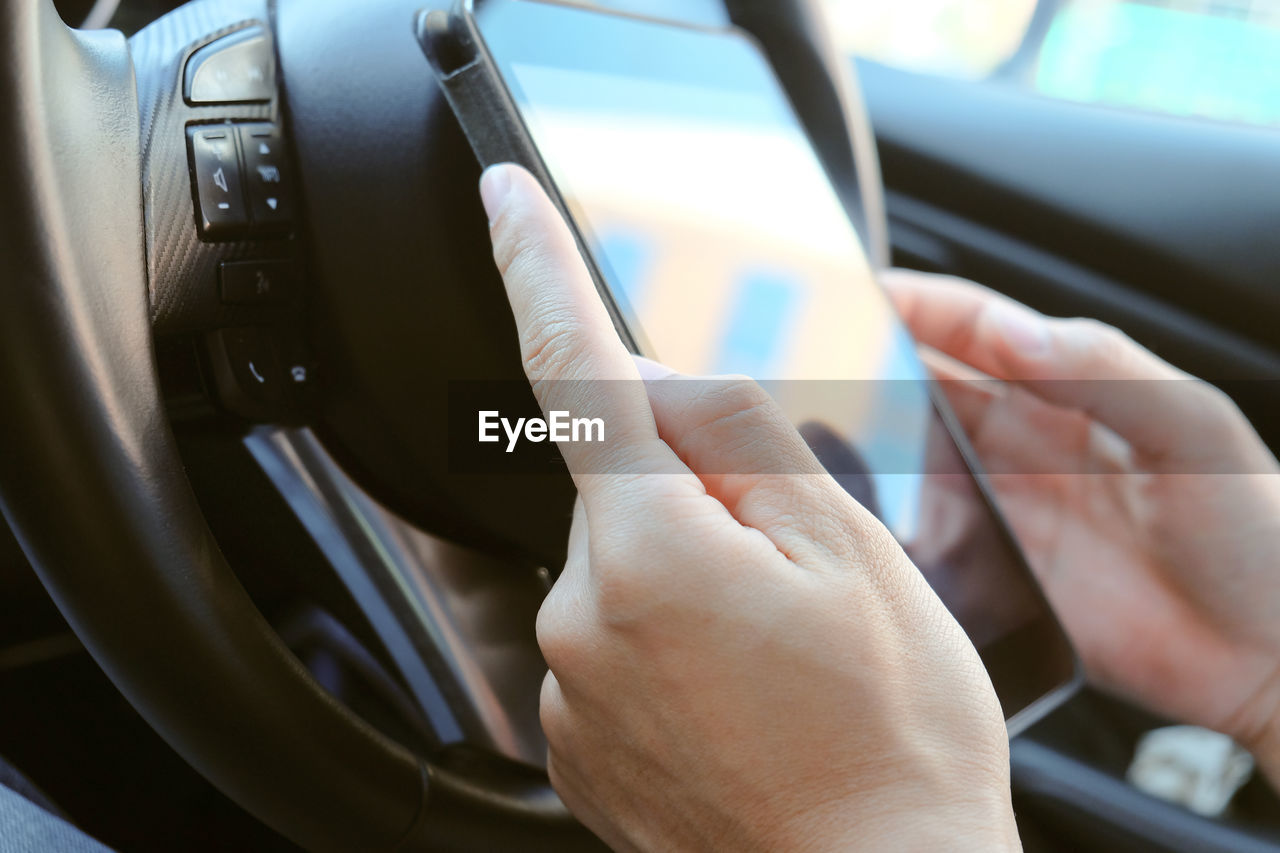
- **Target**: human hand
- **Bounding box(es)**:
[883,269,1280,784]
[479,164,1019,851]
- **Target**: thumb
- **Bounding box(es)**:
[634,356,883,568]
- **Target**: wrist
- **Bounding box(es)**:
[794,770,1021,852]
[915,787,1021,852]
[846,790,1021,852]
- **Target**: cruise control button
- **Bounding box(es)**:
[189,127,247,238]
[184,27,274,105]
[220,260,295,306]
[237,123,293,232]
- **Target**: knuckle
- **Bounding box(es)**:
[520,308,583,382]
[829,501,912,589]
[1190,380,1249,437]
[538,674,571,748]
[1064,316,1113,338]
[591,559,652,626]
[589,529,674,628]
[1067,317,1134,362]
[683,377,779,440]
[752,478,848,544]
[535,585,584,672]
[716,375,774,412]
[1196,380,1238,418]
[679,379,820,475]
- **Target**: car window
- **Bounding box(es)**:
[826,0,1280,128]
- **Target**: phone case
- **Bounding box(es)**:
[415,1,641,353]
[416,3,552,190]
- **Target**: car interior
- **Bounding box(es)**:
[1,0,1277,849]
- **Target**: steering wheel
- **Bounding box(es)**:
[0,0,878,848]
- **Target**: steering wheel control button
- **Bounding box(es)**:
[237,123,293,232]
[183,26,274,105]
[189,127,247,238]
[220,260,295,306]
[212,327,285,406]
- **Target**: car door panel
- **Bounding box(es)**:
[861,62,1280,435]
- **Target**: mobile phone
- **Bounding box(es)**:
[418,0,1080,732]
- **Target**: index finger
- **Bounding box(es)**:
[480,164,690,493]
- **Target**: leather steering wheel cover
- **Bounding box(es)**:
[0,2,429,849]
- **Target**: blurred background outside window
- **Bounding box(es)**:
[825,0,1280,128]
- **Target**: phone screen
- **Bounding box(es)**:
[476,0,1077,725]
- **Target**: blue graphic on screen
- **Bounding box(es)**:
[710,271,803,378]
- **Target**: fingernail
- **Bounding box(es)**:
[991,303,1051,357]
[632,355,679,381]
[479,165,513,224]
